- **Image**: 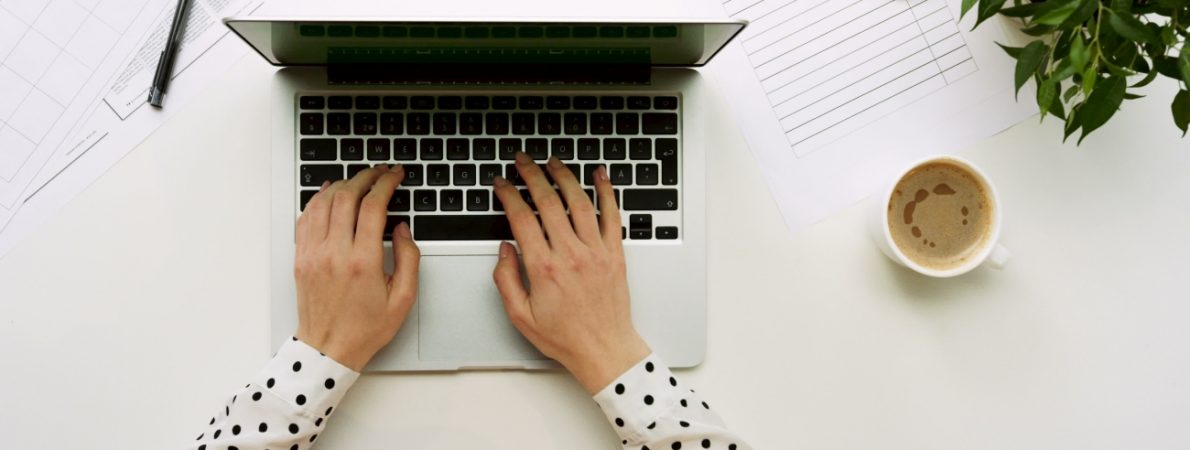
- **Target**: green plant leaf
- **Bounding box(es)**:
[1111,0,1132,13]
[1082,64,1098,94]
[999,2,1045,17]
[961,0,979,18]
[975,0,1009,27]
[1015,41,1048,98]
[998,43,1023,59]
[1064,84,1081,102]
[1154,55,1182,78]
[1034,0,1080,25]
[1179,45,1190,88]
[1078,76,1127,144]
[1106,10,1161,44]
[1070,32,1088,73]
[1173,90,1190,136]
[1064,105,1082,142]
[1059,0,1099,30]
[1132,67,1161,88]
[1037,78,1065,119]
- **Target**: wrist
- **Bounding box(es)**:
[562,332,652,395]
[295,329,375,372]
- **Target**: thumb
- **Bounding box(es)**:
[388,221,420,312]
[492,241,532,327]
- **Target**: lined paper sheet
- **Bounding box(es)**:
[709,0,1038,231]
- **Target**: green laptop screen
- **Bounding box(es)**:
[225,20,745,66]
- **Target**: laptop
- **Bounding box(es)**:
[224,17,745,371]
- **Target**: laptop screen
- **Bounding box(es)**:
[224,19,746,67]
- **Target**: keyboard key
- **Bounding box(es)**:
[505,164,525,186]
[440,189,464,211]
[465,96,490,110]
[574,96,598,109]
[453,164,477,186]
[512,113,535,134]
[473,138,496,160]
[413,215,514,240]
[460,113,483,135]
[604,138,627,160]
[299,139,336,161]
[623,188,677,210]
[347,164,370,179]
[437,96,462,110]
[566,164,582,182]
[643,113,678,134]
[367,138,390,160]
[590,113,613,135]
[355,96,380,109]
[407,113,430,135]
[383,215,412,240]
[300,165,343,186]
[654,96,678,110]
[354,113,377,135]
[526,139,548,160]
[446,139,470,160]
[328,96,352,110]
[388,190,411,212]
[577,139,600,160]
[486,113,509,135]
[601,96,624,110]
[499,139,521,160]
[629,138,651,160]
[433,113,457,134]
[411,96,434,110]
[657,138,678,185]
[403,164,424,186]
[583,164,600,186]
[383,96,407,109]
[551,138,575,160]
[300,113,323,135]
[564,113,587,134]
[538,113,561,135]
[519,96,544,110]
[492,96,517,110]
[394,139,417,160]
[414,190,437,211]
[627,96,650,109]
[327,113,350,135]
[479,164,502,185]
[656,226,678,240]
[546,96,571,110]
[630,228,652,239]
[636,163,659,185]
[609,164,633,185]
[616,113,639,134]
[466,190,489,211]
[427,164,450,186]
[300,96,324,109]
[300,190,317,211]
[340,139,364,160]
[420,139,444,160]
[629,214,652,239]
[380,113,403,134]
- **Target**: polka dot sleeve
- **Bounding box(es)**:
[186,337,360,450]
[594,354,751,450]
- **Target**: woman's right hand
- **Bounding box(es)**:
[491,152,651,394]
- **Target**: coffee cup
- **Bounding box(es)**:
[868,155,1010,277]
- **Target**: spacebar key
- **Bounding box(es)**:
[414,215,514,240]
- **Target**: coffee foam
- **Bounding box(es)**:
[887,161,992,271]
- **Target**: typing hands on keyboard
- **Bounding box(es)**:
[296,94,682,242]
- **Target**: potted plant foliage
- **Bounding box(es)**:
[962,0,1189,142]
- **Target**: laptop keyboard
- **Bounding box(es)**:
[296,93,681,241]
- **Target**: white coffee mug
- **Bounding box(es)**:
[867,155,1011,277]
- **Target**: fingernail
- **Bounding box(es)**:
[320,180,330,192]
[494,176,509,187]
[498,241,511,258]
[596,165,609,182]
[547,156,562,169]
[397,221,412,239]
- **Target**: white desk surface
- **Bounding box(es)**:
[2,1,1189,448]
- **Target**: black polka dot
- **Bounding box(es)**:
[702,401,710,409]
[325,378,336,389]
[622,440,628,445]
[252,392,262,401]
[232,395,237,403]
[290,445,299,450]
[615,383,625,395]
[645,362,655,372]
[213,429,221,439]
[326,406,333,416]
[196,433,203,440]
[267,378,275,388]
[296,394,306,405]
[289,423,299,434]
[310,434,318,442]
[647,422,656,430]
[644,395,654,405]
[293,361,302,372]
[315,418,323,427]
[669,376,677,386]
[224,406,229,416]
[209,417,215,425]
[680,421,690,428]
[615,418,625,427]
[259,422,268,432]
[198,446,205,450]
[232,425,241,435]
[671,442,682,450]
[229,447,238,450]
[643,446,650,450]
[680,399,688,407]
[701,439,711,449]
[729,445,737,450]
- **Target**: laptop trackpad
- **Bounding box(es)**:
[418,255,544,363]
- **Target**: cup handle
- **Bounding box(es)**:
[987,243,1012,270]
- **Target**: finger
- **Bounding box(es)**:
[305,179,344,242]
[388,221,421,312]
[492,241,533,330]
[546,157,600,245]
[328,167,387,243]
[355,165,406,246]
[493,175,549,256]
[594,165,624,252]
[296,180,331,247]
[515,152,577,247]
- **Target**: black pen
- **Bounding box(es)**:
[148,0,192,108]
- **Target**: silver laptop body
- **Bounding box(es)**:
[225,17,745,371]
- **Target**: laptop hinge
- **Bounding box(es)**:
[326,63,651,86]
